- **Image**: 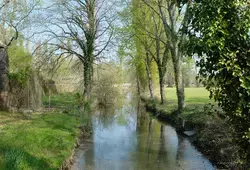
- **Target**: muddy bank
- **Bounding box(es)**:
[141,97,243,169]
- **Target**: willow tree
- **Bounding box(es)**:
[0,0,38,110]
[142,0,191,113]
[131,0,168,103]
[118,1,156,98]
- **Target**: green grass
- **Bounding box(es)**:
[43,93,78,109]
[0,112,80,170]
[165,87,212,104]
[150,87,215,115]
[0,93,85,170]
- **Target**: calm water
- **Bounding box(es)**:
[72,94,215,170]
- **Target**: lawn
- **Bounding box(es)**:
[165,87,212,104]
[151,87,215,115]
[0,93,83,170]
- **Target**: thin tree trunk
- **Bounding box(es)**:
[0,48,9,111]
[145,52,154,99]
[136,72,141,96]
[173,57,185,114]
[158,66,165,104]
[159,76,165,104]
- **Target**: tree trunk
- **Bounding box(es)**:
[159,76,165,104]
[158,67,165,104]
[136,72,141,96]
[83,60,91,101]
[145,52,154,99]
[173,58,185,114]
[0,48,9,111]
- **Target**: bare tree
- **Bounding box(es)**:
[40,0,115,101]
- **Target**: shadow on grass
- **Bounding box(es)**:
[41,118,77,134]
[0,146,54,170]
[43,93,77,109]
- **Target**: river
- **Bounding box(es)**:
[71,93,215,170]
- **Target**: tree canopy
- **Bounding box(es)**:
[188,0,250,162]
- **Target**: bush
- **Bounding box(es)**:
[93,75,119,106]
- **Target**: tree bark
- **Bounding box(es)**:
[173,55,185,114]
[83,60,91,101]
[145,52,154,99]
[158,66,165,104]
[136,72,141,96]
[0,48,9,111]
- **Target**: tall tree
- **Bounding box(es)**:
[43,0,114,101]
[143,0,191,113]
[132,0,154,98]
[131,0,168,103]
[118,1,157,99]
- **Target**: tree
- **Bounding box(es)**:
[188,0,250,164]
[131,0,156,99]
[43,0,114,101]
[131,0,169,103]
[118,1,157,98]
[143,0,191,112]
[0,0,38,110]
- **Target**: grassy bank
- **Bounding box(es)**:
[0,93,88,170]
[143,88,241,169]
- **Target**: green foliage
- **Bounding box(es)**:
[118,0,159,91]
[8,67,30,88]
[7,39,31,87]
[8,40,31,72]
[188,0,250,163]
[93,71,119,106]
[75,92,84,107]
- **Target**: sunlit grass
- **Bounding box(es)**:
[152,87,215,115]
[0,112,80,170]
[0,93,83,170]
[165,87,211,104]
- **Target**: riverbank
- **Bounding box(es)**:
[141,95,241,169]
[0,93,91,170]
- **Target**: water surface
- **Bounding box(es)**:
[72,95,215,170]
